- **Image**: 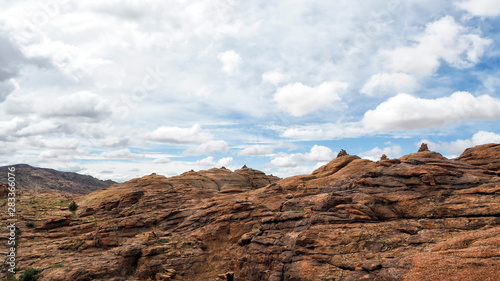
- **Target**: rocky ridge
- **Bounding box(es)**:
[2,144,500,280]
[0,164,116,194]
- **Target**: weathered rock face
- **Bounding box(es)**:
[455,143,500,172]
[0,182,9,197]
[3,145,500,281]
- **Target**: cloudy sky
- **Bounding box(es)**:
[1,0,500,182]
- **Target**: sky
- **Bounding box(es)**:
[1,0,500,182]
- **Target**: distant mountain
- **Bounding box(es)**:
[0,164,116,194]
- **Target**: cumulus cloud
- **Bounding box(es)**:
[152,157,172,164]
[218,50,242,75]
[46,91,111,119]
[27,137,79,150]
[278,122,370,141]
[456,0,500,17]
[0,117,29,140]
[269,145,335,167]
[184,140,229,156]
[38,150,73,162]
[15,120,60,137]
[360,72,418,96]
[362,92,500,131]
[274,81,348,117]
[360,145,402,161]
[384,16,491,76]
[100,136,130,147]
[262,70,287,85]
[422,131,500,156]
[148,124,211,144]
[100,148,144,159]
[197,156,233,168]
[238,145,275,156]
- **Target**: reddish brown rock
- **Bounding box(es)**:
[418,143,429,152]
[0,182,9,197]
[337,149,348,157]
[456,143,500,172]
[3,145,500,281]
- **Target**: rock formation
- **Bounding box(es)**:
[337,149,348,158]
[2,145,500,280]
[418,143,429,152]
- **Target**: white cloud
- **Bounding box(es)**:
[217,156,233,167]
[184,140,229,155]
[360,145,402,161]
[262,69,287,85]
[0,117,29,139]
[1,1,499,182]
[277,122,370,141]
[274,81,348,117]
[100,148,144,159]
[27,137,79,150]
[362,92,500,131]
[384,16,491,76]
[238,145,275,156]
[360,72,418,96]
[100,136,129,147]
[196,156,233,168]
[422,130,500,156]
[38,150,73,162]
[15,119,59,136]
[152,157,171,164]
[269,145,335,167]
[272,165,318,178]
[148,124,211,144]
[457,0,500,17]
[23,39,112,79]
[46,91,110,119]
[218,50,242,75]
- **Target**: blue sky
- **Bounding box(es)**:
[1,0,500,182]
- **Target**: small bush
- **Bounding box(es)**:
[19,268,42,281]
[68,201,78,211]
[158,238,170,243]
[50,263,62,268]
[26,221,35,228]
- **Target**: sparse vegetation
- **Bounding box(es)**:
[181,242,194,248]
[18,268,42,281]
[68,201,78,211]
[157,238,170,243]
[25,221,35,228]
[51,263,62,268]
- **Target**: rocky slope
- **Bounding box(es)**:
[0,164,116,194]
[2,144,500,280]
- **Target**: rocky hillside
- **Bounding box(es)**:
[2,144,500,280]
[0,164,116,194]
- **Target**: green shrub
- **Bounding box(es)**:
[25,222,35,228]
[50,263,62,268]
[18,268,42,281]
[68,201,78,211]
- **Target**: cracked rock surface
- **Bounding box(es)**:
[2,144,500,280]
